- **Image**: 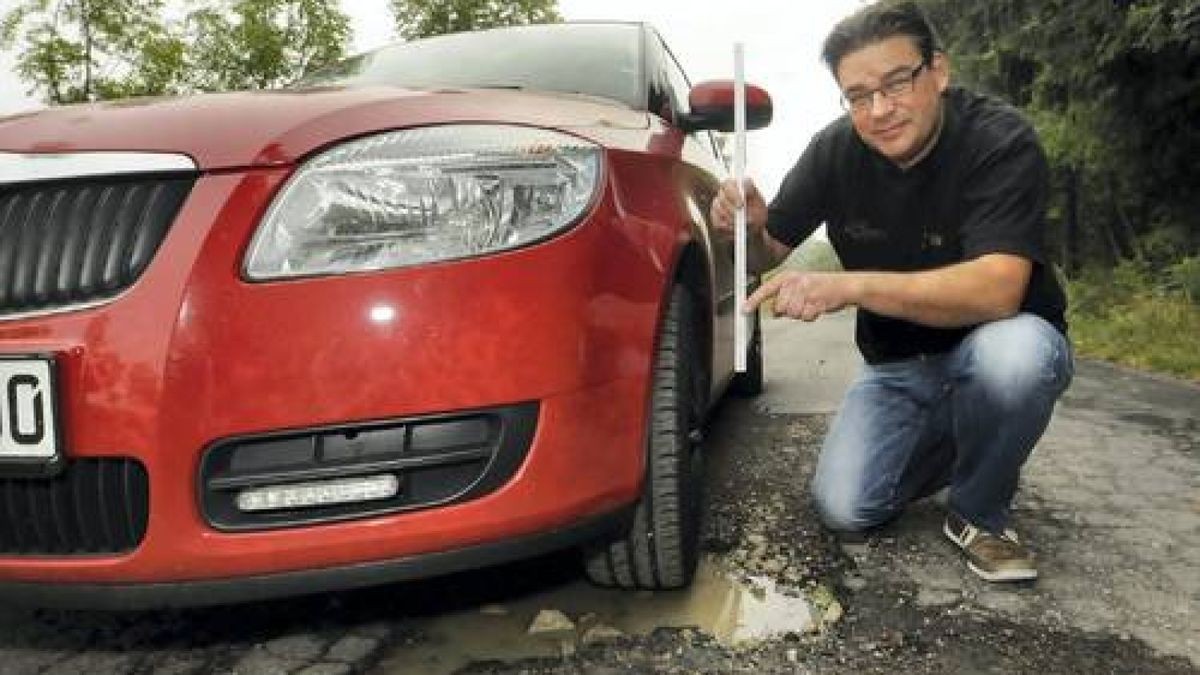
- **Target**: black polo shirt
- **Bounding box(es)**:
[765,87,1067,364]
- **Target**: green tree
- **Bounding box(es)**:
[0,0,183,103]
[1,0,351,102]
[389,0,561,40]
[187,0,351,92]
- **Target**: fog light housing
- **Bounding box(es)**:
[235,474,399,512]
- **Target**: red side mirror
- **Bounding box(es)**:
[683,80,773,132]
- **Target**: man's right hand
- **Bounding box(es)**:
[710,178,768,237]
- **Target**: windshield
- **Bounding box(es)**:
[297,23,644,109]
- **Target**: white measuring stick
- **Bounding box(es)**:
[733,43,748,373]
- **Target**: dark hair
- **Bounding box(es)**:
[821,1,943,74]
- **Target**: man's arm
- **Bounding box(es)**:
[711,178,794,272]
[748,253,1031,328]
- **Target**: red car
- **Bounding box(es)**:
[0,22,771,608]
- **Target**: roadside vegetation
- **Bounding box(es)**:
[1068,257,1200,381]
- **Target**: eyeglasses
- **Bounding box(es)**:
[839,62,928,114]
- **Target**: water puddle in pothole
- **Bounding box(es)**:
[374,555,820,674]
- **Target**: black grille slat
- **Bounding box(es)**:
[55,185,97,301]
[121,184,160,280]
[9,191,44,305]
[102,184,145,291]
[0,459,148,555]
[4,193,27,303]
[77,185,118,297]
[94,184,132,294]
[32,188,67,305]
[0,196,17,307]
[129,183,175,276]
[0,175,194,316]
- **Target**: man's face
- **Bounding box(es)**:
[835,35,949,166]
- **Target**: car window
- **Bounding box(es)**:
[660,42,692,118]
[297,24,643,110]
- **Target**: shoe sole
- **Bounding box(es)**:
[966,560,1038,582]
[943,521,1038,583]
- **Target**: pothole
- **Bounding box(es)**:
[375,555,820,673]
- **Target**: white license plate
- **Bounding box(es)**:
[0,357,59,462]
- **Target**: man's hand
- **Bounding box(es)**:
[746,270,860,321]
[710,178,768,237]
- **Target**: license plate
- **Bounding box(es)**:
[0,356,61,470]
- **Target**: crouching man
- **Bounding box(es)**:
[711,1,1072,581]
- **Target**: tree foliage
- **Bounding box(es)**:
[913,0,1200,273]
[0,0,182,103]
[389,0,561,40]
[188,0,351,91]
[0,0,352,102]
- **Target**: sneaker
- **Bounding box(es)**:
[943,512,1038,582]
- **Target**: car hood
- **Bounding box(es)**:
[0,86,649,171]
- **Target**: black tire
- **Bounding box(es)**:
[730,308,764,397]
[583,285,703,590]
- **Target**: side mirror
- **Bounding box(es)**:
[680,80,773,133]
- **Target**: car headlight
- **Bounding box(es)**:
[244,125,602,279]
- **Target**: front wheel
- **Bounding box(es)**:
[583,285,703,589]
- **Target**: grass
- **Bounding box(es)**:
[1066,258,1200,382]
[1067,287,1200,382]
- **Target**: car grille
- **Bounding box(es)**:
[0,458,150,555]
[200,403,538,531]
[0,175,194,317]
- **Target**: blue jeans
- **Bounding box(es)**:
[811,313,1073,534]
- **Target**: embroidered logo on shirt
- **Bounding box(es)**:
[844,218,886,243]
